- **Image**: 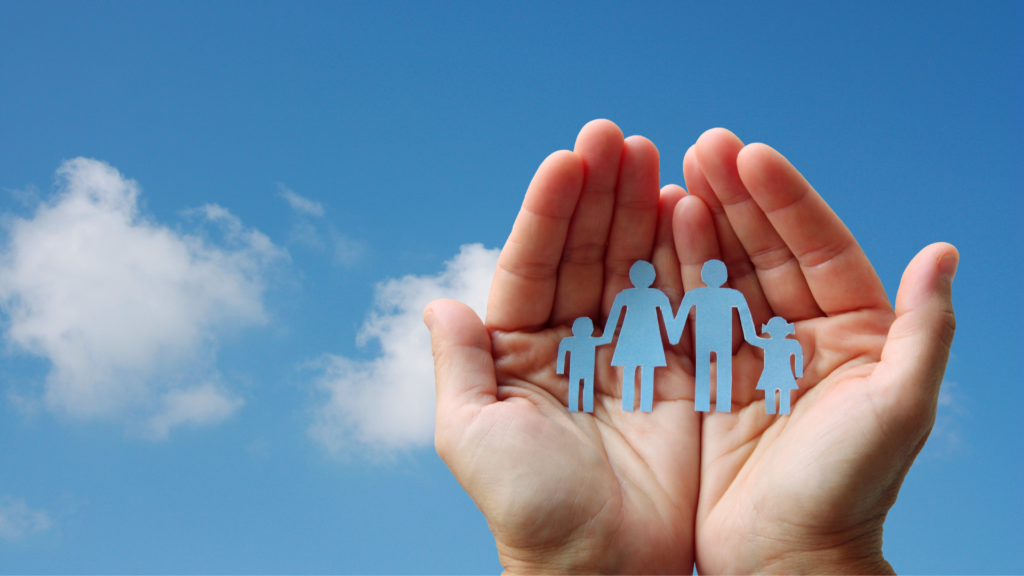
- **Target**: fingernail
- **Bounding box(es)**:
[939,254,959,283]
[423,308,435,330]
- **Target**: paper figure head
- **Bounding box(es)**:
[701,259,727,288]
[629,260,656,289]
[572,316,594,337]
[762,316,795,337]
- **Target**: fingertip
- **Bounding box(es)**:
[676,190,709,211]
[695,128,744,164]
[623,134,660,161]
[575,119,624,149]
[423,303,436,330]
[523,149,585,218]
[541,148,584,177]
[660,183,688,203]
[933,242,959,283]
[673,195,716,254]
[735,143,806,197]
[896,243,960,316]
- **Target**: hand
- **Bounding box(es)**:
[678,129,957,574]
[425,120,701,574]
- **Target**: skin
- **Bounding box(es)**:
[424,121,957,574]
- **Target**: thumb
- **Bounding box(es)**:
[423,299,497,460]
[874,242,958,430]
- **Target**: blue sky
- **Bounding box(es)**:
[0,1,1020,573]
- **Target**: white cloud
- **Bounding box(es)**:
[308,243,499,456]
[923,380,967,458]
[279,184,325,217]
[145,383,245,440]
[278,183,364,266]
[0,158,284,438]
[0,497,51,541]
[331,231,365,266]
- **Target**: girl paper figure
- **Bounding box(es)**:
[748,316,803,415]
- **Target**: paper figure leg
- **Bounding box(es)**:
[583,378,594,413]
[765,389,776,414]
[695,353,711,412]
[779,389,791,415]
[568,378,580,412]
[622,366,637,412]
[639,367,654,412]
[715,351,732,413]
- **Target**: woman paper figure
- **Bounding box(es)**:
[601,261,679,412]
[748,316,803,415]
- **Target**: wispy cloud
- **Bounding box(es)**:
[278,184,324,217]
[0,497,51,542]
[278,183,365,266]
[0,158,284,439]
[922,380,968,458]
[308,244,499,456]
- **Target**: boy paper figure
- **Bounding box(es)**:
[556,317,607,413]
[748,316,803,415]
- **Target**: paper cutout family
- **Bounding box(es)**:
[556,260,803,415]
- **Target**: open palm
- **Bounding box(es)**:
[426,123,957,574]
[426,120,703,574]
[679,129,957,574]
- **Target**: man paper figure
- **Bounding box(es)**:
[748,316,803,415]
[676,260,757,412]
[556,317,608,413]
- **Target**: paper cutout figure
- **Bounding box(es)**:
[601,261,680,412]
[556,258,804,416]
[676,260,757,413]
[556,317,608,413]
[748,316,803,415]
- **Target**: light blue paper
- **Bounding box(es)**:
[556,259,803,416]
[676,260,757,413]
[748,316,802,415]
[600,261,678,412]
[556,317,605,413]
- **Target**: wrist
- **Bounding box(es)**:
[497,540,625,575]
[757,549,893,575]
[752,529,893,576]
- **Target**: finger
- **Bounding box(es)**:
[694,129,821,321]
[424,299,498,462]
[872,243,958,433]
[672,194,721,354]
[736,143,891,315]
[550,120,625,326]
[487,150,584,331]
[684,144,773,326]
[653,185,687,305]
[653,185,687,347]
[602,135,661,315]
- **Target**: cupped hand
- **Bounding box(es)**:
[425,120,701,574]
[679,129,957,574]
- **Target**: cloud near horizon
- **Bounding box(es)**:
[308,243,499,456]
[0,158,283,439]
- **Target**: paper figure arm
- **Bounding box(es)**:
[737,298,759,346]
[746,332,768,349]
[600,296,625,345]
[556,339,569,375]
[792,340,804,378]
[668,292,693,345]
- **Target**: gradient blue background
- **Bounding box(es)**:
[1,1,1020,573]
